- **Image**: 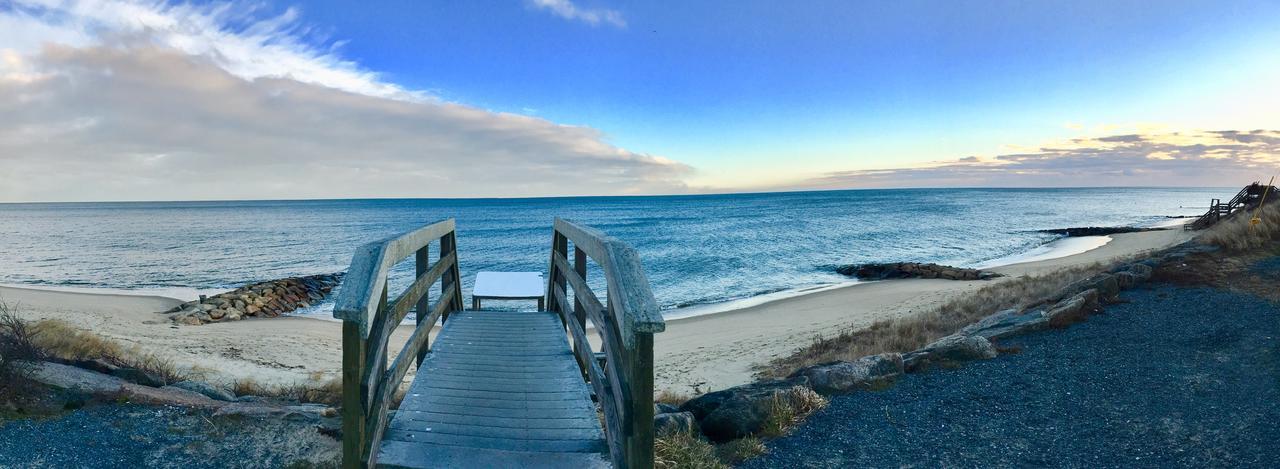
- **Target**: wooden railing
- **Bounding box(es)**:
[546,218,667,469]
[332,219,464,469]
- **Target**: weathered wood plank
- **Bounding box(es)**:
[389,419,604,441]
[376,441,609,469]
[382,429,607,453]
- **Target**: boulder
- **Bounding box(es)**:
[654,411,698,435]
[111,367,167,387]
[1045,289,1100,328]
[789,353,903,395]
[170,380,236,402]
[1054,273,1120,304]
[28,361,130,395]
[176,314,204,326]
[208,308,227,320]
[679,378,809,442]
[655,402,680,414]
[903,334,997,372]
[1125,263,1153,281]
[958,308,1048,341]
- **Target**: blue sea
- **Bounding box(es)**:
[0,188,1227,317]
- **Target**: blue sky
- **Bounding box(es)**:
[1,0,1279,201]
[290,0,1280,184]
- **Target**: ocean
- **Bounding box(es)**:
[0,187,1227,317]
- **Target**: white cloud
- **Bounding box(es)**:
[528,0,625,28]
[0,1,687,201]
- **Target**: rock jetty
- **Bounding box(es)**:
[835,262,1001,281]
[163,273,344,325]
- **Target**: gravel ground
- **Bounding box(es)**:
[0,404,338,468]
[743,282,1280,468]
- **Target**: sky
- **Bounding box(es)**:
[2,0,1280,202]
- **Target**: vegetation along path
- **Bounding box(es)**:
[743,277,1280,467]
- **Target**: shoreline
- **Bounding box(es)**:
[1,225,1196,392]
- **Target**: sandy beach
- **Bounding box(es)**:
[1,227,1194,391]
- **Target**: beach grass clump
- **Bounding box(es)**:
[1202,202,1280,252]
[761,386,827,437]
[716,435,767,464]
[26,319,193,385]
[759,263,1109,379]
[0,303,44,397]
[232,375,343,406]
[655,429,727,469]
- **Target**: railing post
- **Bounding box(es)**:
[415,244,430,366]
[626,332,656,469]
[572,245,589,371]
[441,232,457,321]
[341,321,369,469]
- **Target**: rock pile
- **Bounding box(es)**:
[672,257,1163,444]
[164,273,344,325]
[835,262,1001,281]
[1039,226,1158,237]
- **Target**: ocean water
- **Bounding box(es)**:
[0,188,1227,316]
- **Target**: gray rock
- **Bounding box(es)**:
[789,353,903,395]
[654,411,697,435]
[1126,263,1153,281]
[27,361,129,395]
[170,380,236,401]
[70,358,120,375]
[111,367,166,387]
[1054,273,1120,304]
[959,308,1049,341]
[1046,289,1100,328]
[212,403,329,422]
[903,334,997,372]
[1115,271,1139,289]
[680,378,809,442]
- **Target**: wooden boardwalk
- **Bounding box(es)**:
[376,310,608,468]
[334,218,665,468]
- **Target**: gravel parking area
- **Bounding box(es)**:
[743,283,1280,468]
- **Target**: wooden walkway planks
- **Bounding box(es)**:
[375,310,609,469]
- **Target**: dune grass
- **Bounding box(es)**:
[1202,201,1280,252]
[655,429,727,469]
[758,263,1111,379]
[25,318,196,385]
[761,386,828,437]
[231,375,344,406]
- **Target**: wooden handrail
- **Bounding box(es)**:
[547,218,666,469]
[332,219,464,469]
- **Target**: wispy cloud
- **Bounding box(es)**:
[0,1,684,202]
[794,130,1280,189]
[528,0,626,28]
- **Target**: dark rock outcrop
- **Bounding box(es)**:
[788,353,903,395]
[903,334,997,372]
[835,263,1001,281]
[958,308,1048,341]
[680,378,809,442]
[1039,227,1158,237]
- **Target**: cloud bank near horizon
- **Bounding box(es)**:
[793,130,1280,190]
[0,0,683,202]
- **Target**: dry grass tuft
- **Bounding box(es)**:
[759,263,1111,379]
[1202,202,1280,252]
[716,435,767,464]
[1,302,44,398]
[26,318,194,385]
[655,389,692,407]
[761,386,827,437]
[231,376,343,406]
[655,429,727,469]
